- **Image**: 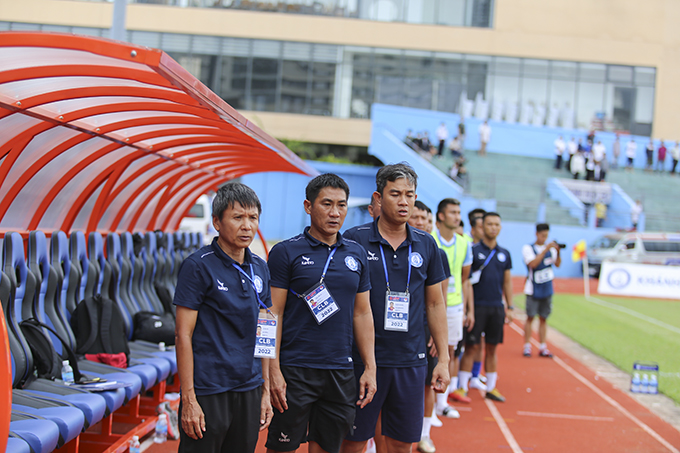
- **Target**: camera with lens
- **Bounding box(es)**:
[554,241,567,249]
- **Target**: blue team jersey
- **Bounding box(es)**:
[173,239,271,396]
[470,240,512,307]
[268,228,371,369]
[344,218,446,367]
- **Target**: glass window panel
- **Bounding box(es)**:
[608,65,633,83]
[313,44,341,63]
[351,52,374,118]
[521,76,548,106]
[523,59,549,77]
[375,75,404,106]
[404,77,433,109]
[579,63,606,82]
[162,33,192,53]
[470,0,494,27]
[192,35,221,55]
[130,31,161,48]
[252,40,281,59]
[406,0,436,24]
[250,57,279,111]
[576,81,604,129]
[41,24,72,33]
[491,74,520,104]
[550,61,577,80]
[10,23,41,31]
[222,37,251,57]
[0,22,10,31]
[436,80,464,113]
[635,86,654,123]
[219,56,248,110]
[492,57,521,75]
[280,60,310,114]
[635,67,656,86]
[173,54,215,87]
[438,0,465,26]
[283,42,312,61]
[549,79,576,111]
[310,62,336,115]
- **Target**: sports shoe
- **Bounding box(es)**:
[430,413,443,427]
[417,436,436,453]
[469,377,487,391]
[436,405,460,419]
[539,348,553,358]
[449,388,472,404]
[485,388,506,403]
[477,374,487,384]
[523,345,532,357]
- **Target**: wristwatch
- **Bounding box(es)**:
[506,305,515,310]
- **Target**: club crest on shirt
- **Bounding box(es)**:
[217,279,228,292]
[367,251,379,261]
[345,255,359,271]
[410,252,423,268]
[301,256,314,266]
[253,275,264,293]
[478,253,486,260]
[498,252,507,262]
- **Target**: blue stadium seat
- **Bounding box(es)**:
[6,435,32,453]
[9,417,60,453]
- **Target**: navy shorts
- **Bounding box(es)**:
[466,305,505,345]
[346,364,427,444]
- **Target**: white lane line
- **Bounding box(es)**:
[516,411,614,422]
[509,322,680,453]
[483,397,523,453]
[587,296,680,336]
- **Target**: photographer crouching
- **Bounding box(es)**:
[522,224,563,358]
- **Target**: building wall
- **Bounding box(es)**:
[2,0,679,142]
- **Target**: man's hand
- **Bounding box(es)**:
[181,395,205,440]
[465,313,475,332]
[357,368,377,408]
[260,389,273,431]
[505,307,514,323]
[431,362,451,393]
[270,366,288,413]
[428,336,438,357]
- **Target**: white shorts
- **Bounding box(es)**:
[447,304,465,346]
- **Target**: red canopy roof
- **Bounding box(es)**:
[0,32,316,234]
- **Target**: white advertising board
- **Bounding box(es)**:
[598,261,680,300]
[559,178,612,204]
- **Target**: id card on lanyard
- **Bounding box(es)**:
[291,248,341,325]
[380,244,411,332]
[469,249,495,285]
[232,263,277,359]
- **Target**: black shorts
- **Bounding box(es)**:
[266,366,355,453]
[178,387,261,453]
[466,305,505,345]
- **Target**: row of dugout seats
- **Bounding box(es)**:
[2,230,204,453]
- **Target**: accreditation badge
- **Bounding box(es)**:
[469,270,481,285]
[384,291,409,332]
[303,281,340,325]
[254,312,277,359]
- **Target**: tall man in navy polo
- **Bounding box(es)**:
[267,174,377,453]
[341,163,450,453]
[452,212,514,403]
[174,182,273,453]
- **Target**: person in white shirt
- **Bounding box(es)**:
[630,200,643,230]
[592,140,606,164]
[436,122,448,156]
[611,134,621,170]
[570,149,586,179]
[625,139,637,172]
[671,141,680,175]
[566,137,578,172]
[554,136,566,170]
[478,121,491,157]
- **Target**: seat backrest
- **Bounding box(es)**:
[105,233,134,338]
[87,232,112,298]
[155,232,173,295]
[142,233,164,314]
[124,233,153,312]
[50,231,75,322]
[69,232,92,303]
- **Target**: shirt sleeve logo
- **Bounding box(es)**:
[345,255,359,271]
[367,251,379,261]
[497,252,507,263]
[410,252,424,268]
[217,279,229,291]
[301,256,315,265]
[253,275,264,293]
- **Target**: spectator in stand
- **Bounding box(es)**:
[611,134,621,170]
[436,122,449,156]
[554,135,565,170]
[626,139,637,172]
[449,135,463,159]
[656,141,667,172]
[458,121,466,144]
[585,146,596,181]
[671,141,680,175]
[595,201,607,227]
[421,131,432,154]
[598,151,608,182]
[478,120,491,157]
[570,148,586,180]
[645,138,654,172]
[587,130,595,144]
[566,137,577,172]
[404,130,417,150]
[591,140,605,180]
[631,200,643,230]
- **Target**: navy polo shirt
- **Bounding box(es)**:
[173,238,272,396]
[268,227,371,369]
[470,240,512,307]
[344,219,446,367]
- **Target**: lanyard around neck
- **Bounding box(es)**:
[320,247,338,283]
[379,243,412,293]
[232,263,272,314]
[479,249,496,271]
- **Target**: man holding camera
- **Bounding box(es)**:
[522,223,562,358]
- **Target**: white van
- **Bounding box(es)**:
[178,195,215,245]
[588,232,680,277]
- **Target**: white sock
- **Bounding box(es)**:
[458,371,472,391]
[524,342,531,349]
[540,343,547,350]
[435,392,448,411]
[421,417,432,439]
[449,376,459,394]
[486,372,498,391]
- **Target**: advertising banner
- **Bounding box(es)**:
[598,261,680,300]
[559,179,612,204]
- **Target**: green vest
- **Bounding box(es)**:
[432,230,468,307]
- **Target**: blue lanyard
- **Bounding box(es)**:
[379,243,412,293]
[289,247,338,297]
[480,249,496,270]
[232,263,272,314]
[436,229,457,267]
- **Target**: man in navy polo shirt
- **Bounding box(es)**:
[267,174,377,453]
[174,182,273,453]
[452,212,514,403]
[340,163,450,453]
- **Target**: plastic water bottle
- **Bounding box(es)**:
[128,435,140,453]
[154,413,168,443]
[631,372,641,393]
[641,374,649,393]
[649,375,658,394]
[61,360,74,385]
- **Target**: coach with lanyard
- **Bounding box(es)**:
[174,183,273,453]
[522,223,561,358]
[341,163,449,453]
[267,174,376,453]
